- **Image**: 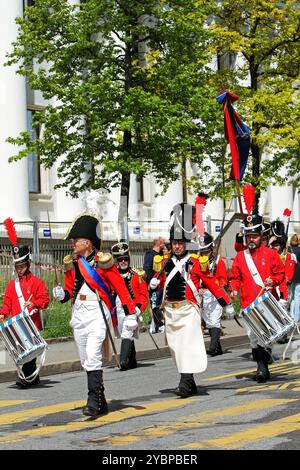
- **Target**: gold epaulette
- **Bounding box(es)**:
[63,254,75,271]
[190,253,199,260]
[95,252,114,269]
[199,255,210,273]
[132,267,146,282]
[153,254,169,272]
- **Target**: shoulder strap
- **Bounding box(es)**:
[243,249,264,287]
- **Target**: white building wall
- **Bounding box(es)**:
[0,0,31,221]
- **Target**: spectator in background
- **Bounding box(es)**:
[143,237,166,333]
[288,234,300,322]
[143,237,166,284]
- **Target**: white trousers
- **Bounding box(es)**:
[202,290,223,329]
[71,295,108,371]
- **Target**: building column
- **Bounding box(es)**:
[0,0,31,220]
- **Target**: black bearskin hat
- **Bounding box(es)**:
[271,220,285,238]
[64,214,101,250]
[198,232,214,251]
[169,203,197,243]
[243,214,263,235]
[12,245,31,265]
[262,221,271,236]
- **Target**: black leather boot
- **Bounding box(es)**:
[207,328,222,356]
[127,341,137,370]
[255,346,271,383]
[82,370,108,418]
[174,374,198,398]
[16,358,40,389]
[119,338,133,371]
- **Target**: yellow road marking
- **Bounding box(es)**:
[91,399,296,446]
[0,397,196,444]
[183,409,300,449]
[206,361,296,381]
[0,400,34,408]
[236,384,280,394]
[0,401,85,426]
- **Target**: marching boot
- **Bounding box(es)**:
[119,338,133,371]
[82,370,108,418]
[127,341,137,370]
[174,374,198,398]
[255,346,271,383]
[16,358,40,389]
[206,328,222,356]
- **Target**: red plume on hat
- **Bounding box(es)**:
[3,218,18,246]
[242,184,255,215]
[283,208,292,217]
[195,193,208,238]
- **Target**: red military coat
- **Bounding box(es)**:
[0,272,50,329]
[278,252,295,300]
[154,254,230,306]
[229,245,285,308]
[121,268,149,312]
[63,261,136,315]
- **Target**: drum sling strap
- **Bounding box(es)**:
[243,250,264,288]
[14,279,46,383]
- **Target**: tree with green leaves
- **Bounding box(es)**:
[7,0,227,228]
[211,0,300,210]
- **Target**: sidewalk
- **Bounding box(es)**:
[0,319,248,383]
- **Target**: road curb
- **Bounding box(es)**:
[0,334,249,383]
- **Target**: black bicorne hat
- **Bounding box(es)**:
[13,245,30,265]
[198,232,214,251]
[111,242,130,259]
[243,214,263,235]
[271,220,285,238]
[64,214,101,250]
[169,203,197,243]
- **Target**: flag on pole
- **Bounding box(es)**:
[217,90,250,180]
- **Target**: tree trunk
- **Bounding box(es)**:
[118,129,132,241]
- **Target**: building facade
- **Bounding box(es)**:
[0,0,298,243]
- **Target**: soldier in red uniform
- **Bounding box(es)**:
[111,242,149,371]
[150,203,230,398]
[198,233,229,356]
[0,245,50,388]
[53,214,136,418]
[229,214,285,382]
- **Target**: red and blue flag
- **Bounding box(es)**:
[217,90,250,180]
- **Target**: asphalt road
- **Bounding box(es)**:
[1,342,300,451]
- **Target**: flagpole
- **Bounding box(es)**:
[235,180,244,218]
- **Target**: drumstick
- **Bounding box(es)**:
[23,294,33,309]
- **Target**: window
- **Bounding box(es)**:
[27,110,41,194]
[137,175,144,202]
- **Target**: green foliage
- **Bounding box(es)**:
[42,301,73,339]
[211,0,300,193]
[7,0,224,198]
[6,0,300,202]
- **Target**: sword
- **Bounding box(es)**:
[95,290,121,369]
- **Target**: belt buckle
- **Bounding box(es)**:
[172,302,179,309]
[79,294,86,301]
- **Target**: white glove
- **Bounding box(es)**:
[124,314,138,331]
[225,304,235,319]
[135,307,143,322]
[149,278,160,290]
[53,286,65,301]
